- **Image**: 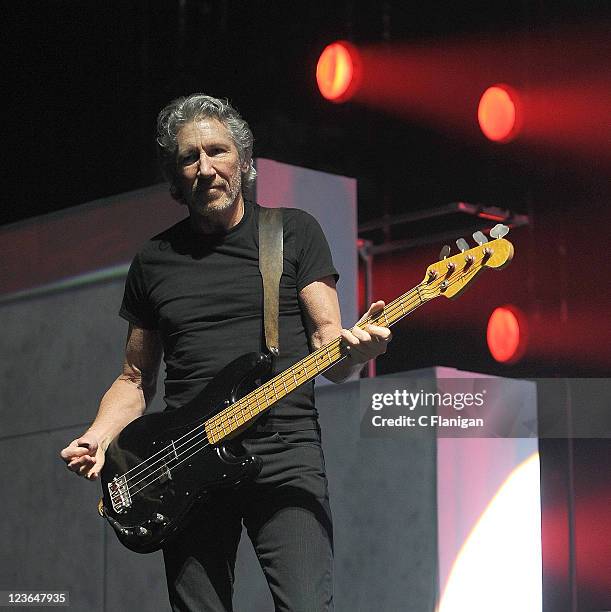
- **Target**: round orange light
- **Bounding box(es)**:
[316,41,362,103]
[487,305,527,364]
[478,85,521,143]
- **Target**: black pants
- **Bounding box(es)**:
[162,428,334,612]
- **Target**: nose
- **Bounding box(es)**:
[197,152,216,179]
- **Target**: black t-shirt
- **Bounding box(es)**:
[119,200,339,431]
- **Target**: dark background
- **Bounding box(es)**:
[3,5,610,609]
[4,0,611,378]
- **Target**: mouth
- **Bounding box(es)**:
[194,184,224,197]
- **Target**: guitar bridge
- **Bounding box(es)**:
[108,474,132,513]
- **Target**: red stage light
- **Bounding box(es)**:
[487,305,527,363]
[316,41,362,103]
[478,85,521,143]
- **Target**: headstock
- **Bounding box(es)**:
[422,224,514,299]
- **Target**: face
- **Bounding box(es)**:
[175,118,247,217]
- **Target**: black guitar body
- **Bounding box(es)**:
[97,235,515,554]
[99,352,272,553]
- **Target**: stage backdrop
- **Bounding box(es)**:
[0,162,381,611]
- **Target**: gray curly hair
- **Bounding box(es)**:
[156,94,256,203]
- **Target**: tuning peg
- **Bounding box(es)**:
[472,231,488,245]
[490,223,509,239]
[439,245,451,260]
[456,238,469,252]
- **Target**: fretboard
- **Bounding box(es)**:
[204,280,433,443]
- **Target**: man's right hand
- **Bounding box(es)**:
[60,432,105,481]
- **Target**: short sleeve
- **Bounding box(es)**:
[295,211,340,292]
[119,254,158,329]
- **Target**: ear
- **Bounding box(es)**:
[241,158,251,174]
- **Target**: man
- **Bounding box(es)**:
[60,94,391,611]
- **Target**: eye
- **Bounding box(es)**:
[179,153,198,166]
[208,146,227,156]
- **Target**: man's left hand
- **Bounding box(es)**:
[340,301,393,364]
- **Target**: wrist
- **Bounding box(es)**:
[84,428,111,452]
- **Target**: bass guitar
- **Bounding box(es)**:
[98,225,514,553]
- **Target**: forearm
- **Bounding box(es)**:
[85,375,153,450]
[299,280,390,384]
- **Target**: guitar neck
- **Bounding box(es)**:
[204,281,432,443]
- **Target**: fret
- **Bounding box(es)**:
[251,387,267,414]
[260,387,270,408]
[264,385,274,405]
[415,285,424,304]
[207,285,432,445]
[255,387,266,406]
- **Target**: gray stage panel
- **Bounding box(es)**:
[317,379,438,612]
[0,426,104,611]
[0,279,165,440]
[1,281,127,438]
[104,536,167,612]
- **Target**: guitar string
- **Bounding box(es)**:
[114,281,432,500]
[110,334,351,492]
[109,262,482,504]
[112,263,483,504]
[165,257,483,453]
[112,264,482,506]
[112,280,427,490]
[119,262,485,502]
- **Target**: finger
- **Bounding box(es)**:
[60,440,80,460]
[350,326,372,343]
[364,325,392,342]
[367,300,385,313]
[67,455,90,470]
[342,334,374,364]
[357,300,385,324]
[77,457,98,478]
[340,328,360,348]
[67,455,95,473]
[341,328,372,353]
[76,438,98,454]
[338,330,368,362]
[87,461,104,480]
[87,453,105,481]
[61,446,92,462]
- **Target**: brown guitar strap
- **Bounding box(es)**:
[258,207,283,357]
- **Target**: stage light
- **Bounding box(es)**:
[478,85,521,143]
[439,453,542,612]
[487,305,527,364]
[316,41,362,103]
